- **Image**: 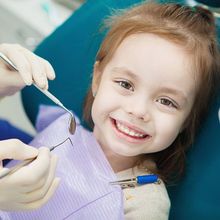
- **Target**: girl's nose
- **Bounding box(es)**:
[125,99,151,122]
[128,110,150,122]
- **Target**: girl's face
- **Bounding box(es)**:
[91,33,196,163]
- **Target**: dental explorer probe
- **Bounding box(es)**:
[0,138,73,179]
[0,52,76,134]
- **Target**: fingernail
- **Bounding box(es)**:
[38,80,47,89]
[26,148,38,157]
[24,78,32,86]
[49,72,56,80]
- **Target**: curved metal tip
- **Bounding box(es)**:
[59,105,76,135]
[69,116,76,134]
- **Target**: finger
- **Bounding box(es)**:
[19,155,58,194]
[0,203,19,211]
[0,45,32,85]
[0,167,10,176]
[17,177,60,211]
[18,177,46,194]
[22,51,48,89]
[39,57,56,80]
[0,195,25,211]
[0,139,38,161]
[8,147,50,186]
[19,156,58,203]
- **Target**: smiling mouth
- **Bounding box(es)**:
[111,118,150,140]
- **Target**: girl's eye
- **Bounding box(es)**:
[117,80,134,91]
[157,98,177,108]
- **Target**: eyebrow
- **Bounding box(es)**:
[112,67,188,102]
[158,87,188,103]
[112,67,139,81]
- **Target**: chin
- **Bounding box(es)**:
[110,146,141,157]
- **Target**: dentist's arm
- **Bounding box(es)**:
[0,43,55,98]
[0,139,60,211]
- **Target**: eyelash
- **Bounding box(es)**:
[115,80,134,91]
[157,98,178,109]
[114,80,178,109]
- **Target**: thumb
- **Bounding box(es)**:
[0,139,38,161]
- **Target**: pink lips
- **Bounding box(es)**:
[111,118,151,143]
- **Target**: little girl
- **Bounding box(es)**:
[0,1,219,219]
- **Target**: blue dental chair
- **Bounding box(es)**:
[5,0,220,219]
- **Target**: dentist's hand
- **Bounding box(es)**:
[0,139,60,211]
[0,43,55,98]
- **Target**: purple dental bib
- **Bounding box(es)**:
[0,105,123,220]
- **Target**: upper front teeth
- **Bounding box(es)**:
[116,121,145,137]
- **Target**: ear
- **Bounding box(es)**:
[92,61,102,96]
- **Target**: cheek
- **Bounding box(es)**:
[91,97,100,125]
[154,115,185,147]
[91,93,117,124]
[92,85,122,112]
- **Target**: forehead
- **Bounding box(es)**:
[111,33,192,73]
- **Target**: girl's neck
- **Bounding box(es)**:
[101,147,140,173]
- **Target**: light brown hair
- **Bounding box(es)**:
[83,1,220,183]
